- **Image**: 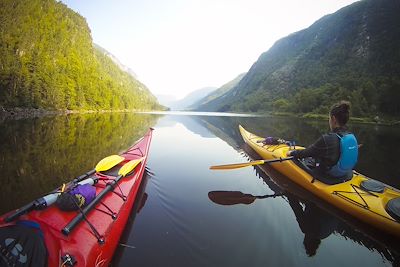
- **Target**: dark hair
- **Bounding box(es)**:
[330,101,350,126]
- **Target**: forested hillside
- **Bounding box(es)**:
[0,0,162,111]
[191,73,246,111]
[200,0,400,118]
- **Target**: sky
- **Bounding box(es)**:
[62,0,360,100]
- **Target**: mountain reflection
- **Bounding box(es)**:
[197,114,400,265]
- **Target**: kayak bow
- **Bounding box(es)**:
[0,128,153,267]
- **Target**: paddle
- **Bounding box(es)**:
[4,154,125,222]
[209,156,294,170]
[95,155,124,172]
[208,191,283,205]
[62,158,143,236]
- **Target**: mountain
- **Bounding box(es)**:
[0,0,163,111]
[202,0,400,117]
[191,73,246,111]
[165,87,217,110]
[94,44,138,78]
[156,94,178,108]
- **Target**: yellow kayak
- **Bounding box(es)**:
[239,125,400,237]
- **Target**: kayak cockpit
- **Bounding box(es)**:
[293,157,353,185]
[0,220,48,267]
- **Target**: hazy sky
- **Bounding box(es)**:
[62,0,359,99]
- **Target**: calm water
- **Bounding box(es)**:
[1,112,400,266]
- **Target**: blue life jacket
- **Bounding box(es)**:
[327,133,358,177]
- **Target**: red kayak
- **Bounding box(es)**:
[0,128,153,267]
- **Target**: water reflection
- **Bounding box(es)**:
[113,113,400,267]
[200,115,400,265]
[0,113,159,214]
[208,191,283,205]
[3,112,399,266]
[287,197,337,257]
[112,170,151,265]
[208,145,400,265]
[207,189,338,258]
[254,161,400,265]
[192,115,400,188]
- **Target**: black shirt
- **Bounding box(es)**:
[291,127,349,172]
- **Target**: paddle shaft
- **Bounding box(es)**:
[259,157,293,164]
[71,169,96,185]
[255,193,283,199]
[210,156,294,170]
[5,169,96,222]
[62,174,125,236]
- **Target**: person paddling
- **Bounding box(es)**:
[287,101,358,183]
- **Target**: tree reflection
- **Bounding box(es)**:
[0,113,159,214]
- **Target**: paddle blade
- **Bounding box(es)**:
[95,155,124,172]
[118,158,143,176]
[208,191,256,205]
[209,160,265,170]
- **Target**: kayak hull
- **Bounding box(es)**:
[239,125,400,237]
[0,128,153,266]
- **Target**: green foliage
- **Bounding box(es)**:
[201,0,400,118]
[0,113,159,213]
[291,88,327,113]
[272,99,290,112]
[192,73,246,111]
[0,0,163,111]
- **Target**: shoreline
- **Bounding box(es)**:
[0,107,162,120]
[267,111,400,126]
[1,108,399,126]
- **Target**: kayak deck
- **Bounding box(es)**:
[0,128,153,266]
[239,125,400,237]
